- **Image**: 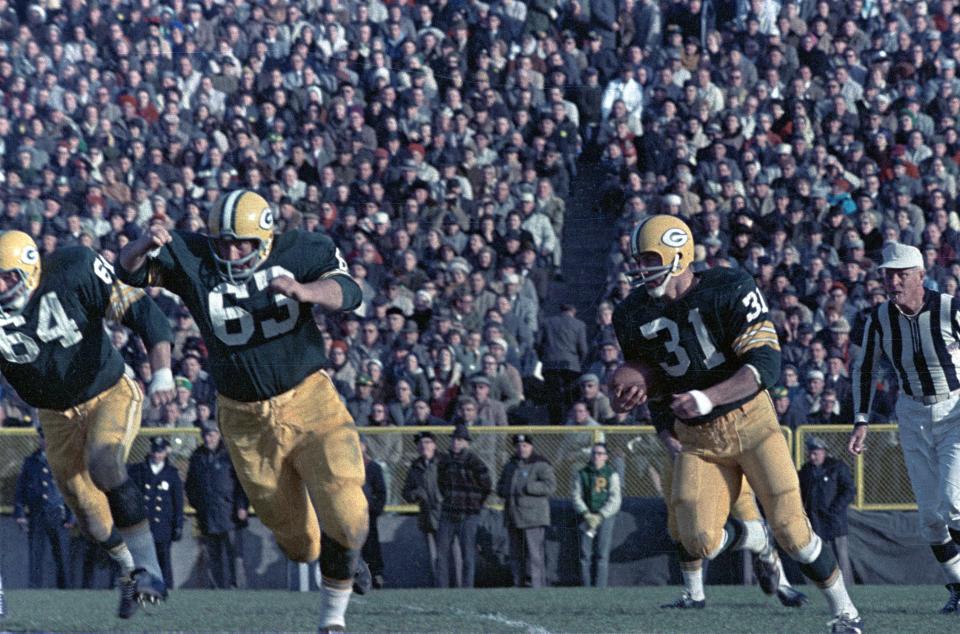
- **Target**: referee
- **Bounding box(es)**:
[849,242,960,614]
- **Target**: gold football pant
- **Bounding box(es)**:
[662,450,759,543]
[40,374,143,542]
[671,391,811,559]
[217,370,368,563]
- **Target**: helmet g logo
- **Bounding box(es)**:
[21,247,38,265]
[661,228,689,248]
[259,208,274,230]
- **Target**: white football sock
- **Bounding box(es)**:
[738,521,775,563]
[106,542,136,576]
[941,553,960,584]
[319,580,352,629]
[119,521,164,581]
[681,567,705,601]
[822,573,858,619]
[775,556,793,589]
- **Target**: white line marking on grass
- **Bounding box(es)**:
[457,609,552,634]
[398,602,552,633]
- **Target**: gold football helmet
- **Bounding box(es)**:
[0,230,41,317]
[208,189,275,282]
[629,215,695,292]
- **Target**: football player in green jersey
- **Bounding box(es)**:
[0,231,174,618]
[612,216,861,634]
[118,189,367,632]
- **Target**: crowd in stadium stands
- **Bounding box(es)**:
[2,0,950,433]
[5,0,960,588]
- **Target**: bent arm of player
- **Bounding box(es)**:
[104,273,176,407]
[671,278,781,419]
[267,235,362,312]
[848,310,881,456]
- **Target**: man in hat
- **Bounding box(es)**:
[347,374,376,426]
[579,373,616,423]
[471,374,508,426]
[14,428,72,588]
[402,431,447,585]
[800,437,854,584]
[185,424,249,589]
[851,243,960,613]
[497,433,556,588]
[127,437,184,590]
[436,424,491,588]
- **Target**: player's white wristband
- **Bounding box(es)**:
[688,390,714,416]
[149,367,174,394]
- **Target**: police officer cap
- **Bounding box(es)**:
[414,431,436,444]
[150,437,171,452]
[512,433,533,445]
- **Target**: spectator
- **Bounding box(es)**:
[185,425,249,589]
[14,430,71,588]
[539,304,589,424]
[470,375,508,426]
[799,437,855,584]
[436,424,492,588]
[572,443,622,588]
[578,373,617,423]
[402,431,452,586]
[359,439,387,590]
[127,437,184,590]
[347,374,376,426]
[497,434,556,588]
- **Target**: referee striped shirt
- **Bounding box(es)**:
[852,289,960,423]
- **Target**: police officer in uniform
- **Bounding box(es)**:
[14,429,72,588]
[127,437,184,589]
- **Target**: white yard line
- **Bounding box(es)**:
[392,600,553,634]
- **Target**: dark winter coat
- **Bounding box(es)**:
[497,454,556,529]
[402,455,442,533]
[185,442,249,535]
[438,448,492,516]
[798,456,855,539]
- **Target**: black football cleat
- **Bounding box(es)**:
[352,560,372,595]
[753,551,781,596]
[940,582,960,614]
[776,585,809,608]
[117,573,139,619]
[660,592,706,609]
[829,614,864,633]
[118,568,167,619]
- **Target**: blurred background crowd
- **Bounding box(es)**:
[0,0,954,440]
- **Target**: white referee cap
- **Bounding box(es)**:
[878,242,923,270]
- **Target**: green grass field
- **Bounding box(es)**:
[0,586,956,632]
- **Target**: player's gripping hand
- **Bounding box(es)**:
[129,223,172,258]
[609,362,651,413]
[847,424,868,456]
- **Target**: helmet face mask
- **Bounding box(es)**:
[0,269,31,316]
[0,231,41,319]
[629,215,695,295]
[208,190,275,284]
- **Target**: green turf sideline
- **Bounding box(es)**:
[0,586,955,633]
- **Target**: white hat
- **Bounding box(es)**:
[878,242,923,270]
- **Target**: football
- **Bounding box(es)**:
[609,360,657,412]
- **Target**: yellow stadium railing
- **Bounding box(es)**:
[0,423,915,514]
[793,424,915,511]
